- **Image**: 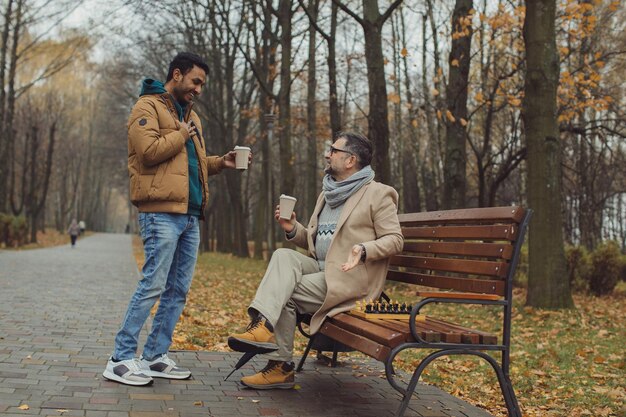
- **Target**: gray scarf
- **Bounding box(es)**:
[322,165,375,208]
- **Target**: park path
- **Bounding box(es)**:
[0,233,493,417]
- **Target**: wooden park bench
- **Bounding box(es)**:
[297,206,531,417]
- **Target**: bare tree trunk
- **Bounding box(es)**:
[334,0,403,184]
[443,0,472,209]
[300,0,341,135]
[305,0,319,219]
[278,0,295,196]
[523,0,573,308]
[421,10,439,211]
[0,0,14,212]
[400,7,421,213]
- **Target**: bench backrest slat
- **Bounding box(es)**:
[390,255,509,278]
[402,224,518,241]
[398,206,526,224]
[402,241,514,259]
[386,270,505,295]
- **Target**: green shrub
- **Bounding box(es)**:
[587,241,621,296]
[0,213,28,247]
[513,243,528,287]
[565,245,591,292]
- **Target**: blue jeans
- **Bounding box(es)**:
[113,212,200,361]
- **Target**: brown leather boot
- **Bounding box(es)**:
[240,360,295,389]
[228,316,278,353]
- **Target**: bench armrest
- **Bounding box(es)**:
[409,297,506,344]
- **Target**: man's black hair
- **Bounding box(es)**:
[335,131,373,169]
[166,52,209,82]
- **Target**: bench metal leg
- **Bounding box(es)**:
[392,349,522,417]
[296,334,317,372]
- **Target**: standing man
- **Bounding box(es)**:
[228,132,403,389]
[103,52,246,386]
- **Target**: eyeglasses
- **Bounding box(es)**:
[329,145,353,156]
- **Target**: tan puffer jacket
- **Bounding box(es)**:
[127,93,224,216]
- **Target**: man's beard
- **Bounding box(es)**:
[173,86,193,105]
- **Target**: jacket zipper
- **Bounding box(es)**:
[162,94,207,218]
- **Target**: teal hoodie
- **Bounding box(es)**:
[140,79,203,217]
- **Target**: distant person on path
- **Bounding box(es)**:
[67,219,80,248]
[228,132,403,389]
[103,52,248,386]
[78,220,86,235]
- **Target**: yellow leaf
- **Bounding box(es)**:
[400,47,408,57]
[388,93,401,104]
[193,401,203,406]
[431,88,440,97]
[475,92,484,102]
[411,119,418,128]
[593,356,606,364]
[445,110,456,123]
[19,405,30,410]
[451,59,460,67]
[459,118,467,126]
[436,109,442,120]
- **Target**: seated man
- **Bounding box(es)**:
[228,131,404,389]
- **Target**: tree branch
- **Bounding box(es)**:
[332,0,364,27]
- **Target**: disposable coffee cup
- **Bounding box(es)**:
[234,146,251,170]
[279,194,297,220]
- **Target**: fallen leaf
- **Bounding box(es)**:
[19,404,30,410]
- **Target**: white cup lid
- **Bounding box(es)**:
[234,146,251,150]
[280,194,297,201]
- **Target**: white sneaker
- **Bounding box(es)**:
[102,358,153,386]
[141,353,191,379]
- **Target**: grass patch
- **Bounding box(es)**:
[1,228,92,250]
[131,241,625,417]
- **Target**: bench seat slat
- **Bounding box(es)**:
[369,318,441,343]
[320,321,390,362]
[330,313,405,347]
[386,270,505,295]
[426,317,498,344]
[390,255,509,278]
[331,313,496,346]
[402,224,518,241]
[398,206,525,225]
[403,241,514,259]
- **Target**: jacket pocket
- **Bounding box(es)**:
[148,162,168,199]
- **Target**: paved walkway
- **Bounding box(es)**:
[0,234,494,417]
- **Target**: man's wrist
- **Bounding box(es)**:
[358,244,366,262]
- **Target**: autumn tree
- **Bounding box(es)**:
[523,0,574,308]
[442,0,473,209]
[333,0,403,184]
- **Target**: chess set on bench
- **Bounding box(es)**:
[349,300,426,321]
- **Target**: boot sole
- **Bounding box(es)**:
[146,370,192,379]
[228,337,279,353]
[241,380,295,390]
[102,370,153,386]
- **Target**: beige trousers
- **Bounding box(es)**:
[249,248,327,362]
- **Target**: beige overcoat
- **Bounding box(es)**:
[288,180,404,334]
